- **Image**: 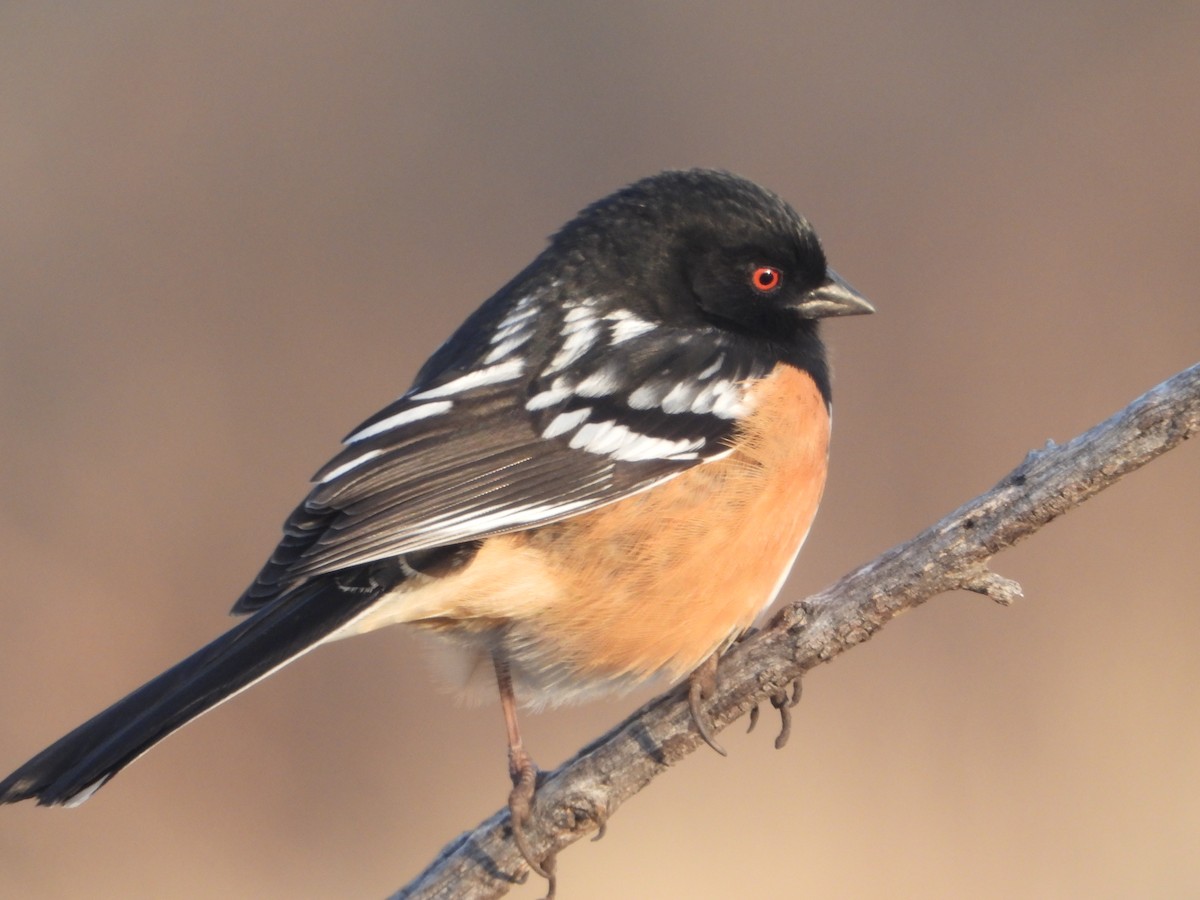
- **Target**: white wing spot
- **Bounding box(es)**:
[497,296,538,330]
[547,307,600,373]
[568,420,628,455]
[628,380,670,410]
[411,497,597,540]
[484,299,539,363]
[697,354,725,379]
[563,306,595,323]
[628,374,748,419]
[660,381,702,414]
[526,384,570,410]
[346,400,453,443]
[542,406,592,439]
[410,359,524,400]
[569,419,705,462]
[605,309,656,344]
[708,379,750,418]
[574,364,623,397]
[688,380,723,415]
[483,335,530,364]
[319,449,385,483]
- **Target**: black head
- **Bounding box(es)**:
[410,169,871,408]
[545,169,873,342]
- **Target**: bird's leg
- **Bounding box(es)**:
[494,654,556,897]
[686,650,727,756]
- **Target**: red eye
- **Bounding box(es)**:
[750,265,782,293]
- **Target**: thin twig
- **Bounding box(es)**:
[392,362,1200,899]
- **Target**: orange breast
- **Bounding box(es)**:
[525,363,830,683]
[391,363,832,700]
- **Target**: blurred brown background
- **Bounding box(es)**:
[1,4,1197,898]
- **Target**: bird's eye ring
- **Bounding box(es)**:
[750,265,782,294]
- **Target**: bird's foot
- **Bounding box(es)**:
[507,746,557,899]
[747,677,803,749]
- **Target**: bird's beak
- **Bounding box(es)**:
[792,269,875,319]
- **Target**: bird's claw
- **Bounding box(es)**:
[747,677,803,749]
[687,653,726,756]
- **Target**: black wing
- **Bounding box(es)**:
[236,295,769,611]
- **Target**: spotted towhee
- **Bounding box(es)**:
[0,169,872,886]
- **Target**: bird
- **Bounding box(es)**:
[0,168,872,892]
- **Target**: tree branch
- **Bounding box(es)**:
[393,362,1200,899]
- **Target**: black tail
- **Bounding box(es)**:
[0,573,393,806]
